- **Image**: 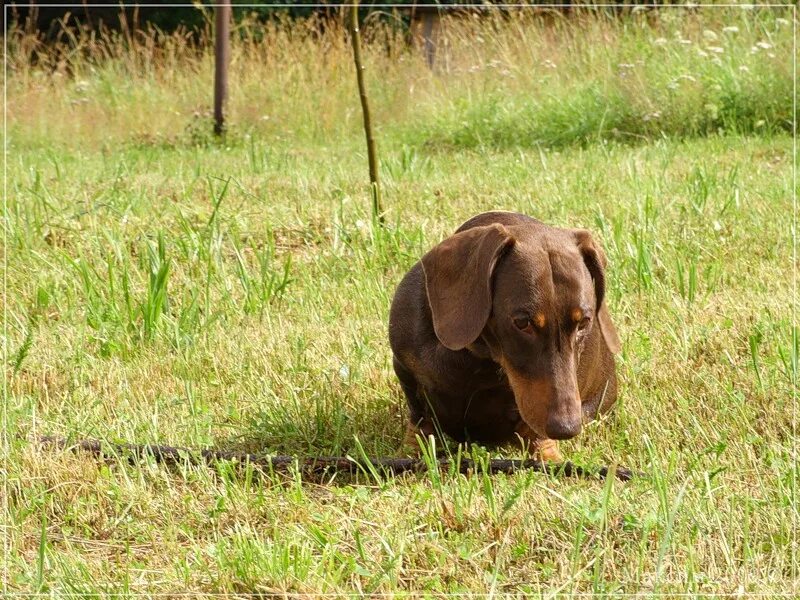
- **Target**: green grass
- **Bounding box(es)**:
[3,6,797,596]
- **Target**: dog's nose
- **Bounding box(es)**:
[545,415,582,440]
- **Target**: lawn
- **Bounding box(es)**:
[3,6,797,596]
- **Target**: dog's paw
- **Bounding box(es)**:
[400,425,422,456]
[400,420,442,457]
[534,438,563,463]
[514,423,563,463]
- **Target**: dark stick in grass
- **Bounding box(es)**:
[349,0,383,223]
[37,437,640,482]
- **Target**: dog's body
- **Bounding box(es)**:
[389,211,621,458]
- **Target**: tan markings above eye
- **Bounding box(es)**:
[533,313,546,329]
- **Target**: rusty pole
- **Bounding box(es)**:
[213,3,231,136]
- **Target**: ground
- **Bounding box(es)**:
[4,7,797,596]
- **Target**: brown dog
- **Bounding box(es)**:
[388,211,621,461]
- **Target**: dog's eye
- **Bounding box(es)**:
[577,316,591,331]
[513,316,532,331]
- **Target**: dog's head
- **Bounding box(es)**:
[421,222,621,440]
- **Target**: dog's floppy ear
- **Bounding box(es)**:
[422,224,516,351]
[573,229,622,354]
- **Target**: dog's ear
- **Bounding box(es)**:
[422,224,516,351]
[573,229,622,354]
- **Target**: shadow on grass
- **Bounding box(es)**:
[218,391,409,459]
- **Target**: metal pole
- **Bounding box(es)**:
[213,3,231,136]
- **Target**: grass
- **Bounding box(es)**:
[3,6,797,596]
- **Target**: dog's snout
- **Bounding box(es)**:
[545,411,582,440]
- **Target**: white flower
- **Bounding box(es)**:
[697,49,709,57]
[776,18,790,26]
[653,37,668,46]
[707,46,725,54]
[703,29,719,41]
[543,59,557,69]
[739,65,750,72]
[618,63,635,69]
[722,26,739,34]
[643,111,662,122]
[667,81,679,90]
[678,38,692,45]
[756,41,773,49]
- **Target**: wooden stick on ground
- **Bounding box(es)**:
[37,437,640,482]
